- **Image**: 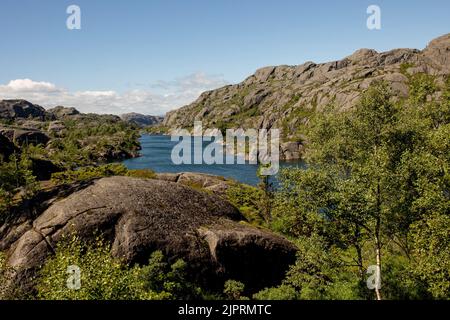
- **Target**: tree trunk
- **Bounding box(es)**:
[355,242,368,299]
[374,183,382,300]
[375,236,382,300]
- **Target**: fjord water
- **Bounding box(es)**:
[122,135,304,186]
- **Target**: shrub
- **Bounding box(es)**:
[409,213,450,299]
[0,188,12,215]
[253,285,299,300]
[223,280,246,300]
[141,251,205,300]
[226,184,266,225]
[36,236,205,300]
[51,164,157,184]
[0,154,39,203]
[127,169,157,179]
[36,236,165,300]
[51,164,129,184]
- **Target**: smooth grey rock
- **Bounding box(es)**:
[3,176,297,293]
[46,106,80,119]
[0,100,48,121]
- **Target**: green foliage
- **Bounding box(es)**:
[22,144,47,159]
[0,153,39,214]
[399,62,415,76]
[1,116,141,213]
[144,125,170,135]
[271,167,334,237]
[36,237,205,300]
[409,213,450,299]
[381,254,430,300]
[284,235,361,300]
[223,280,246,300]
[44,116,140,169]
[409,73,436,104]
[0,252,18,299]
[226,183,266,225]
[214,120,235,136]
[37,236,167,300]
[126,169,157,179]
[270,78,450,300]
[51,164,129,184]
[0,154,37,193]
[50,164,156,185]
[280,99,315,140]
[141,251,205,300]
[0,188,12,215]
[253,285,299,300]
[257,164,274,223]
[224,164,276,226]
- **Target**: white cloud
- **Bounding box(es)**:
[1,79,59,92]
[0,73,228,116]
[76,91,117,97]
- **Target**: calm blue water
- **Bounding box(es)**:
[122,135,304,186]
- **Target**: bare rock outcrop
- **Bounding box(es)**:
[46,106,80,119]
[0,127,50,146]
[156,172,231,195]
[0,100,50,121]
[2,176,297,293]
[120,113,164,127]
[163,34,450,158]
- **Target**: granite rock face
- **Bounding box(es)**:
[46,106,80,119]
[1,176,297,293]
[0,100,49,121]
[120,113,164,127]
[0,127,50,146]
[164,34,450,157]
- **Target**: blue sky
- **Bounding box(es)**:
[0,0,449,115]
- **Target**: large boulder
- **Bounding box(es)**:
[47,121,66,135]
[0,100,48,121]
[0,128,50,146]
[46,106,80,119]
[156,172,231,195]
[2,176,297,293]
[422,33,450,73]
[281,141,304,161]
[30,158,62,181]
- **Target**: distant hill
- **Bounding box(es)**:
[120,112,164,127]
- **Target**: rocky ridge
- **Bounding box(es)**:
[164,34,450,158]
[120,112,164,127]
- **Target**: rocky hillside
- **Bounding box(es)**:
[164,34,450,145]
[0,100,141,171]
[120,112,163,127]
